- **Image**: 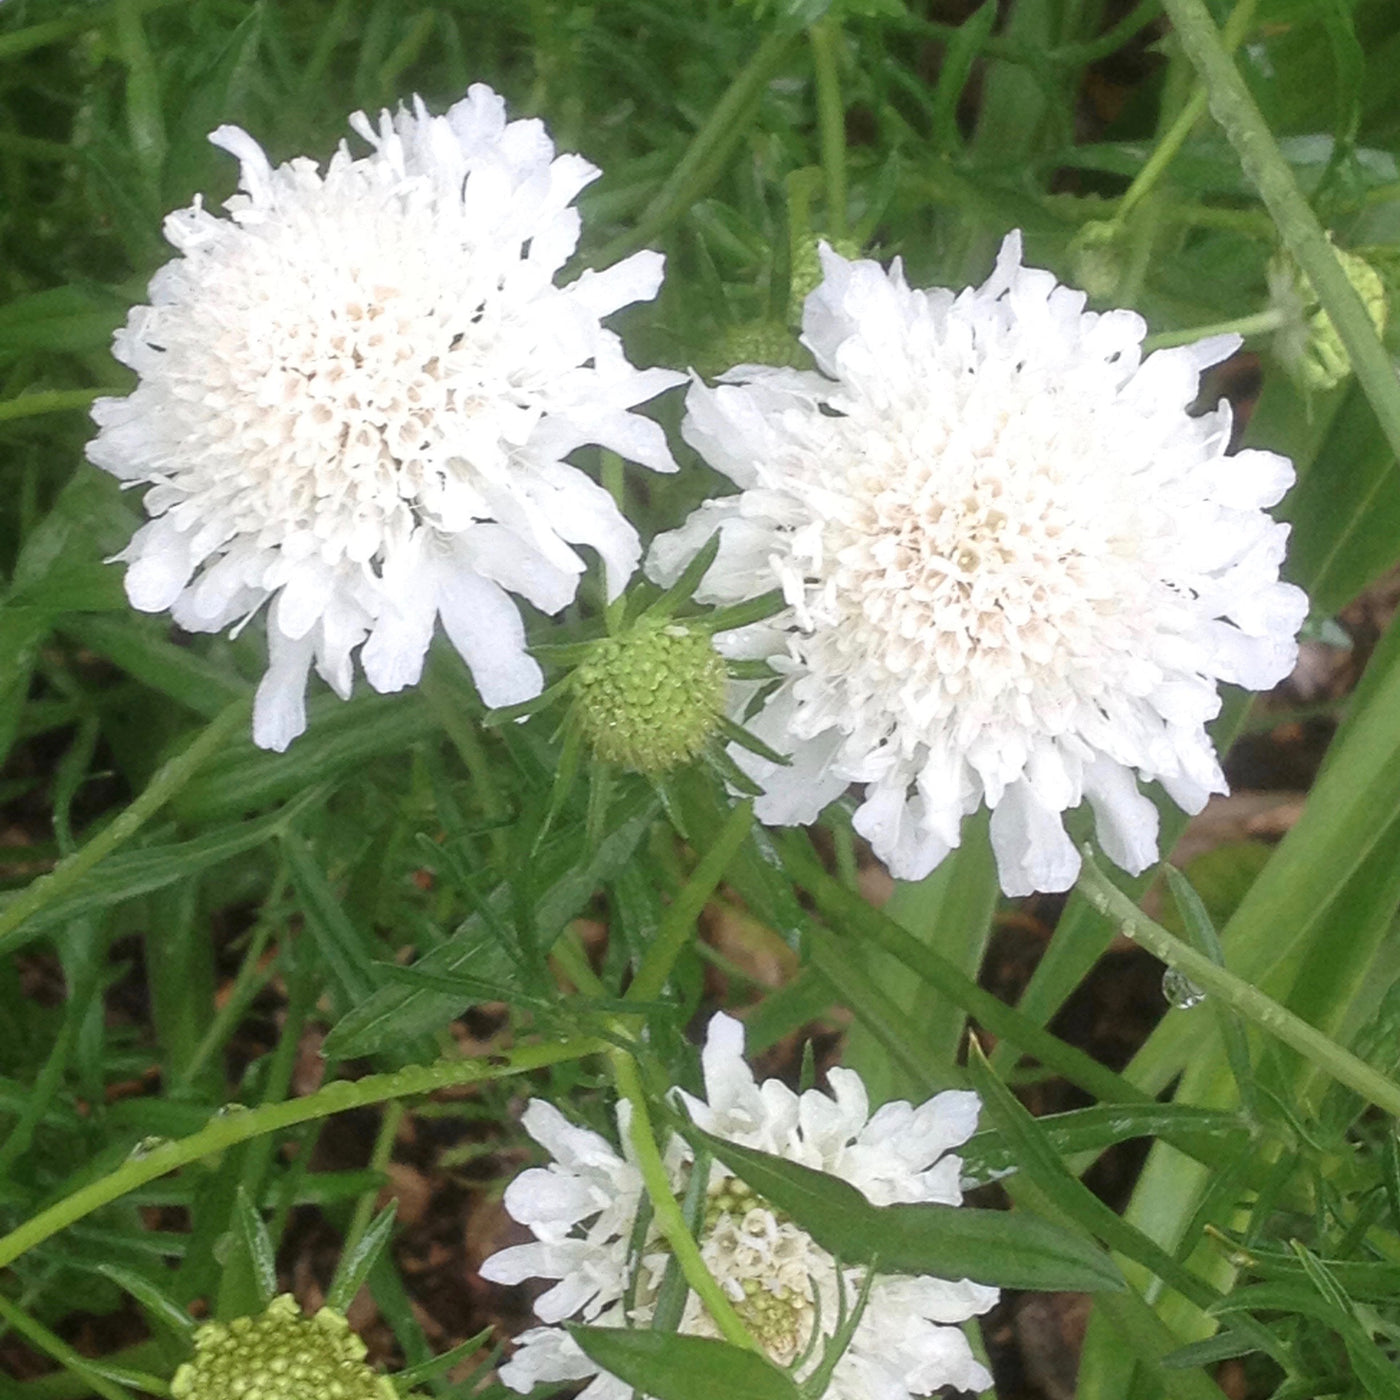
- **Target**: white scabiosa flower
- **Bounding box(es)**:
[648,234,1309,896]
[480,1014,997,1400]
[88,86,682,751]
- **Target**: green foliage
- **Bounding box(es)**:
[3,0,1400,1397]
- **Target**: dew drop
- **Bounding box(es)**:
[128,1135,171,1160]
[214,1102,248,1118]
[1162,968,1206,1010]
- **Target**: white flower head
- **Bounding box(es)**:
[648,234,1309,895]
[89,86,683,750]
[480,1014,997,1400]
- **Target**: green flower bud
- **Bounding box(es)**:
[1269,241,1388,393]
[697,320,806,380]
[1067,220,1128,303]
[574,620,727,774]
[788,233,863,325]
[171,1295,398,1400]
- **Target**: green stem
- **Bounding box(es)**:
[596,26,799,265]
[1144,305,1287,351]
[778,831,1150,1106]
[178,869,288,1089]
[1161,0,1400,463]
[0,389,102,424]
[0,1293,163,1400]
[0,1039,604,1270]
[0,698,250,955]
[421,659,508,854]
[1076,853,1400,1119]
[0,0,183,61]
[1113,0,1258,228]
[808,17,847,239]
[340,1102,404,1264]
[627,799,753,1003]
[607,1049,760,1353]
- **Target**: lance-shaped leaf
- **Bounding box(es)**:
[687,1127,1124,1293]
[569,1326,801,1400]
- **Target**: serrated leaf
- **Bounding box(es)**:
[569,1327,800,1400]
[688,1127,1124,1292]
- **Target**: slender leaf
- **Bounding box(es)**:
[569,1327,800,1400]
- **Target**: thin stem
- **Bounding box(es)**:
[0,698,251,955]
[1144,305,1287,351]
[1162,0,1400,463]
[777,831,1151,1106]
[0,389,102,424]
[1112,0,1258,228]
[340,1102,405,1265]
[1076,853,1400,1119]
[627,799,753,1004]
[0,1038,605,1270]
[596,26,799,265]
[808,17,847,239]
[607,1049,760,1353]
[0,1293,162,1400]
[178,870,288,1089]
[0,0,183,61]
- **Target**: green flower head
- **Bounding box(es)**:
[788,233,863,325]
[171,1295,398,1400]
[573,618,728,774]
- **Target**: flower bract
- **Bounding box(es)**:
[480,1013,997,1399]
[89,86,682,751]
[648,234,1309,895]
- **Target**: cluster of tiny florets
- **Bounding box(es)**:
[574,621,727,773]
[171,1295,397,1400]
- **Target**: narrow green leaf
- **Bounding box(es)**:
[326,1203,397,1313]
[569,1326,801,1400]
[95,1263,196,1343]
[688,1127,1125,1293]
[391,1328,493,1390]
[232,1186,278,1308]
[282,832,379,1006]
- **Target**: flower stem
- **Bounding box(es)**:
[0,388,101,424]
[1143,305,1287,351]
[808,16,847,240]
[1161,0,1400,463]
[0,697,250,956]
[627,799,754,1004]
[597,26,799,264]
[1112,0,1258,229]
[0,1038,605,1270]
[1076,853,1400,1119]
[608,1048,761,1353]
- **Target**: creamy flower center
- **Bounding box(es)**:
[789,404,1181,751]
[149,201,529,567]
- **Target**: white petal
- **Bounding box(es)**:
[437,571,543,708]
[988,782,1081,896]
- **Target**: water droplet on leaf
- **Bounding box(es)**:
[1162,968,1206,1010]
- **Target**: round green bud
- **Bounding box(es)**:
[697,320,807,380]
[788,234,863,326]
[1067,220,1128,303]
[171,1295,398,1400]
[574,620,727,774]
[1269,241,1388,393]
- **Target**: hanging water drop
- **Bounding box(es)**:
[1162,968,1206,1010]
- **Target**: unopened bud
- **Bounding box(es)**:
[1269,241,1387,392]
[171,1295,398,1400]
[574,620,727,774]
